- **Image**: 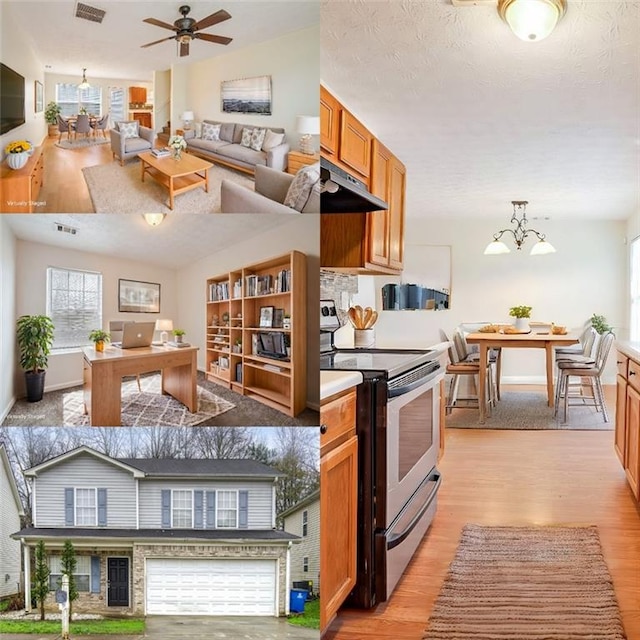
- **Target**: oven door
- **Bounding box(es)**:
[384,368,444,527]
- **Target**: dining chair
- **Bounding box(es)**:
[453,326,501,402]
[72,113,91,140]
[109,321,142,392]
[554,330,615,424]
[57,114,71,142]
[555,324,596,357]
[91,114,109,138]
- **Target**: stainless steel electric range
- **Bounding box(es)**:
[320,300,444,608]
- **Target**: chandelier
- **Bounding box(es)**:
[78,68,91,90]
[484,201,556,255]
[497,0,566,42]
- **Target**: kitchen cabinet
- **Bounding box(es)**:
[615,353,628,466]
[320,388,358,634]
[129,86,147,105]
[320,85,340,157]
[339,109,372,180]
[131,112,152,128]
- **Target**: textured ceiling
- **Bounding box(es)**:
[2,1,319,81]
[321,0,640,221]
[4,214,295,269]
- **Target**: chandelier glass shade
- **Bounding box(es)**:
[497,0,566,42]
[484,201,556,255]
[78,68,91,90]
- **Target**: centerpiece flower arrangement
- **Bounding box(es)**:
[168,135,187,160]
[5,140,33,170]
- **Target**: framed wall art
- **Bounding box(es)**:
[259,305,274,328]
[221,75,272,115]
[118,279,160,313]
[34,80,43,113]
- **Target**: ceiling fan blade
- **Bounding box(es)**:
[143,17,178,31]
[194,32,233,46]
[180,40,190,57]
[141,35,176,48]
[193,9,231,32]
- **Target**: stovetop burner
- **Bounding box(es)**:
[320,348,436,379]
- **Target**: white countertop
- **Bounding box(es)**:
[320,371,363,401]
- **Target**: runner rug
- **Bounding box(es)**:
[63,374,235,427]
[423,524,626,640]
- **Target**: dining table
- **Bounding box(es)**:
[465,329,579,424]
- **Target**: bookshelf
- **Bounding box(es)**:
[206,251,307,416]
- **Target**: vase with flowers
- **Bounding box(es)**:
[168,135,187,161]
[5,140,33,170]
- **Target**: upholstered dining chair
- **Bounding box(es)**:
[91,114,109,138]
[57,115,71,142]
[72,114,91,140]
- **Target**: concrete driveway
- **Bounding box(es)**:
[144,616,318,639]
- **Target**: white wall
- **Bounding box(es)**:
[176,215,320,408]
[174,26,320,148]
[0,218,17,421]
[0,7,47,157]
[154,69,171,133]
[14,240,178,394]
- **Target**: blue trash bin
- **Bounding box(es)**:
[290,588,307,613]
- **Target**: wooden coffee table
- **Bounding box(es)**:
[138,151,213,210]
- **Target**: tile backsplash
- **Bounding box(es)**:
[320,270,358,326]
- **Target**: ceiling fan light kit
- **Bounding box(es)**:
[497,0,566,41]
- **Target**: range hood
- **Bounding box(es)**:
[320,157,389,213]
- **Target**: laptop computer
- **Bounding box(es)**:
[111,321,156,349]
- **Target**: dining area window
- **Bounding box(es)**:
[55,83,102,117]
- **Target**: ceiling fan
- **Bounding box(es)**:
[141,5,232,57]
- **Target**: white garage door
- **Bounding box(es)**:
[146,558,277,616]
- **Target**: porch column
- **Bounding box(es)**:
[23,543,31,612]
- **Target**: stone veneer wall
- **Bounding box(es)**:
[132,543,289,616]
[320,270,358,328]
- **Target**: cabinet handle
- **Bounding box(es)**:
[320,424,327,434]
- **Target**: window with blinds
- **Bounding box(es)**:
[46,267,103,349]
[109,87,125,124]
[55,83,102,117]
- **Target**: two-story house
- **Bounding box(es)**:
[12,446,299,616]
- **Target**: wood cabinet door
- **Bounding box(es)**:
[129,86,146,104]
[615,375,627,466]
[320,86,340,156]
[367,140,392,267]
[388,157,406,270]
[320,435,358,632]
[625,384,640,499]
[339,110,372,179]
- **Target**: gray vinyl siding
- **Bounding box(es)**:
[34,453,136,528]
[283,498,320,592]
[0,459,22,598]
[138,479,274,529]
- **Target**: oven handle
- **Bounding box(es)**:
[387,371,440,398]
[387,471,442,550]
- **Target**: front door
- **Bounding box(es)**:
[107,558,129,607]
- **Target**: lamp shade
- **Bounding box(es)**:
[296,115,320,135]
[484,240,511,255]
[498,0,566,42]
[155,319,174,332]
[181,111,194,122]
[529,239,556,255]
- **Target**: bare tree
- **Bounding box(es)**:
[191,426,254,459]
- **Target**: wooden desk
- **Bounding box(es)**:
[82,345,198,426]
[466,332,579,424]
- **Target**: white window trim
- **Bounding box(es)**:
[75,487,97,527]
[216,489,239,529]
[49,555,91,592]
[171,489,194,528]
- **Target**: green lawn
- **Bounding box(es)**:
[288,597,320,629]
[0,618,145,635]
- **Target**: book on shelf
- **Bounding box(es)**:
[209,280,230,301]
[166,341,191,348]
[263,364,283,373]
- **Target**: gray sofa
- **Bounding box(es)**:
[221,165,319,214]
[110,125,156,165]
[184,121,289,174]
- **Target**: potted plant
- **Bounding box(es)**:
[590,314,613,335]
[173,329,186,344]
[16,315,55,402]
[508,305,532,332]
[45,102,62,137]
[168,134,187,161]
[88,329,110,352]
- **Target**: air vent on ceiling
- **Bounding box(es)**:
[450,0,496,5]
[75,2,106,23]
[55,223,78,235]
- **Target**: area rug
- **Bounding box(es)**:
[63,374,235,426]
[55,137,110,149]
[82,159,254,213]
[446,390,614,430]
[423,524,626,640]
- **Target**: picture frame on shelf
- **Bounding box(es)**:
[118,279,160,313]
[273,308,284,328]
[259,305,274,328]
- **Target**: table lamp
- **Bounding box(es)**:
[155,319,173,343]
[295,115,320,155]
[181,111,194,130]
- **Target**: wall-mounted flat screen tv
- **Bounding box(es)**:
[0,63,26,135]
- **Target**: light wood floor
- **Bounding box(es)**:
[325,385,640,640]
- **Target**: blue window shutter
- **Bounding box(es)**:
[205,491,215,529]
[97,489,107,526]
[161,490,171,528]
[194,490,203,529]
[239,490,248,529]
[90,556,100,593]
[65,488,74,526]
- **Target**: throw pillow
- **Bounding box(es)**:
[262,129,285,151]
[118,121,139,139]
[249,128,267,152]
[284,162,320,212]
[240,127,253,148]
[202,123,221,141]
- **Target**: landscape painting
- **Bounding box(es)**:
[221,75,272,115]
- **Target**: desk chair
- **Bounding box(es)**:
[109,321,142,392]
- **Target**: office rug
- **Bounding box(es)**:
[445,390,614,430]
[82,159,254,213]
[55,137,110,149]
[63,374,235,426]
[423,524,625,640]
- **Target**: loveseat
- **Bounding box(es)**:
[184,120,289,174]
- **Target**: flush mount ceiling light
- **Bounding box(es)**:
[78,68,91,90]
[484,201,556,255]
[498,0,566,42]
[143,213,165,227]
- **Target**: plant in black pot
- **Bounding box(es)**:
[16,315,55,402]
